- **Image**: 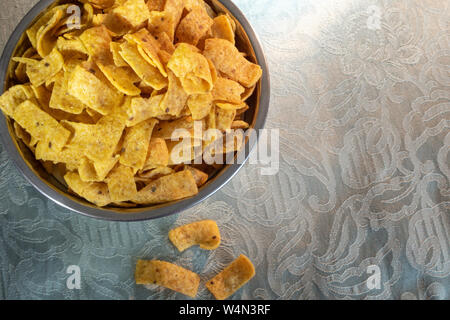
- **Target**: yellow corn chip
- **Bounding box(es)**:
[160,70,189,117]
[142,137,169,170]
[135,260,200,298]
[147,0,165,11]
[26,5,70,50]
[0,84,34,117]
[13,48,64,87]
[83,0,115,10]
[126,94,164,127]
[215,105,236,131]
[132,170,198,204]
[211,15,235,45]
[147,11,175,42]
[169,219,220,252]
[175,8,213,46]
[206,254,255,300]
[162,0,185,40]
[216,102,246,111]
[64,172,111,206]
[154,32,175,54]
[203,38,262,88]
[111,0,150,29]
[184,165,209,187]
[63,114,125,162]
[78,155,120,182]
[138,165,173,179]
[56,37,88,59]
[110,41,128,67]
[14,48,36,83]
[187,92,213,120]
[97,63,141,95]
[106,164,137,202]
[12,100,70,151]
[241,84,256,101]
[36,9,64,57]
[231,120,249,130]
[167,43,213,94]
[80,26,141,95]
[49,71,86,114]
[126,29,167,77]
[68,65,122,115]
[120,118,158,170]
[152,116,196,140]
[212,77,244,104]
[119,41,167,90]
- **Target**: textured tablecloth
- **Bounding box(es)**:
[0,0,449,300]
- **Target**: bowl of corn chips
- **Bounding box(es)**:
[0,0,269,221]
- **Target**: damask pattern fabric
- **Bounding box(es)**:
[0,0,449,299]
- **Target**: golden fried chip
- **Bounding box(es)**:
[147,0,165,11]
[187,92,213,120]
[126,29,167,77]
[63,114,125,162]
[175,8,213,46]
[56,37,88,59]
[184,165,209,187]
[132,170,198,204]
[206,254,255,300]
[106,164,137,202]
[0,84,34,117]
[14,48,36,83]
[147,11,175,42]
[216,102,246,111]
[68,65,122,114]
[119,41,167,90]
[135,260,200,298]
[162,0,185,40]
[80,26,141,95]
[211,15,235,45]
[231,120,249,130]
[83,0,115,10]
[169,219,220,252]
[215,106,236,131]
[138,165,173,179]
[64,172,111,206]
[13,48,64,87]
[204,38,262,88]
[241,84,256,101]
[78,155,120,182]
[152,116,196,139]
[35,141,80,170]
[12,100,70,151]
[167,43,213,94]
[49,71,86,114]
[111,0,150,29]
[160,70,189,117]
[212,77,244,104]
[142,137,169,170]
[26,5,69,50]
[120,118,158,170]
[36,9,64,57]
[126,94,164,126]
[110,41,129,67]
[154,32,175,54]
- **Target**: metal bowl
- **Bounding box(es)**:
[0,0,270,221]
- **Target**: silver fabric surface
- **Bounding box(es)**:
[0,0,449,299]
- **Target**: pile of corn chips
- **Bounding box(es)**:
[0,0,262,207]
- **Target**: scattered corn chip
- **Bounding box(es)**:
[169,219,220,252]
[206,254,255,300]
[135,260,200,298]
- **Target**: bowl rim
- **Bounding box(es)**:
[0,0,270,221]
